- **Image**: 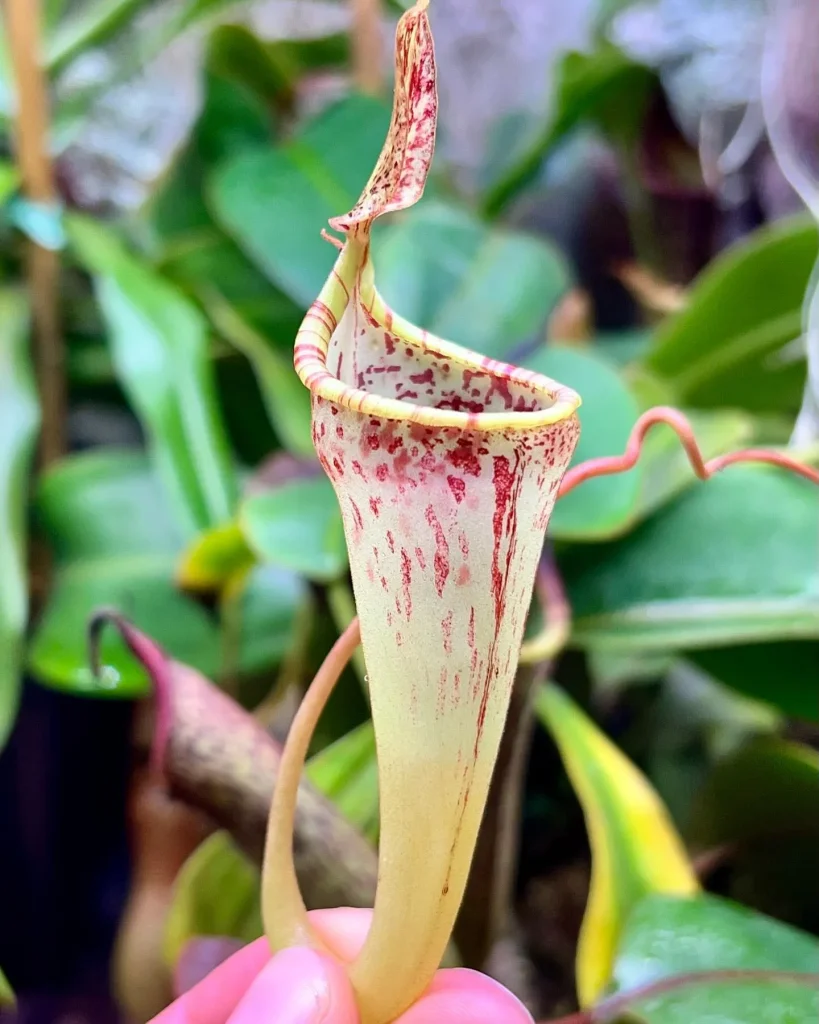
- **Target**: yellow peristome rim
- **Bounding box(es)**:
[294,237,582,431]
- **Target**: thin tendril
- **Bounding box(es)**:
[261,618,362,953]
[519,548,571,665]
[558,406,819,498]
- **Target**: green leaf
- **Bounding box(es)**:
[209,94,391,306]
[0,161,20,205]
[46,0,151,74]
[646,217,818,412]
[141,49,310,458]
[373,201,572,362]
[28,450,303,696]
[690,739,819,850]
[206,24,349,108]
[483,46,655,215]
[177,522,256,593]
[219,564,308,677]
[565,466,819,650]
[306,720,379,843]
[30,450,214,697]
[535,685,697,1006]
[164,831,263,967]
[240,476,347,582]
[526,345,641,540]
[689,740,819,930]
[200,291,312,457]
[66,215,238,533]
[0,291,38,750]
[611,893,819,1024]
[690,642,819,723]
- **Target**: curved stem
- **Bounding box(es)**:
[519,551,571,665]
[558,406,819,498]
[262,618,362,952]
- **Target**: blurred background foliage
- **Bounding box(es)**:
[1,1,818,1022]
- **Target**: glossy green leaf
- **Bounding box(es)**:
[30,450,214,697]
[164,831,263,967]
[610,893,819,1024]
[240,476,347,582]
[209,94,391,306]
[483,45,655,215]
[646,217,818,412]
[565,466,819,650]
[526,346,641,540]
[306,721,379,843]
[373,201,571,362]
[690,642,819,723]
[142,52,310,458]
[66,215,238,533]
[0,291,39,750]
[29,450,303,696]
[535,685,697,1006]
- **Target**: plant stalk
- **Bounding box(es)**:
[351,0,384,95]
[5,0,65,466]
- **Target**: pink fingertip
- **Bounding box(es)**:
[151,938,271,1024]
[228,947,358,1024]
[397,968,535,1024]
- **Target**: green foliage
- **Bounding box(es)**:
[67,216,238,533]
[0,291,38,750]
[565,466,819,650]
[28,450,305,696]
[0,4,817,1014]
[374,201,571,362]
[306,720,379,843]
[528,345,641,539]
[164,831,264,967]
[210,95,391,306]
[483,45,656,214]
[241,477,347,583]
[611,894,819,1023]
[646,218,818,412]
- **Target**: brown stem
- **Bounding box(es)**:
[5,0,65,466]
[351,0,385,95]
[89,612,378,912]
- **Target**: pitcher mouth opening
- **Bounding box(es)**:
[295,249,581,432]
